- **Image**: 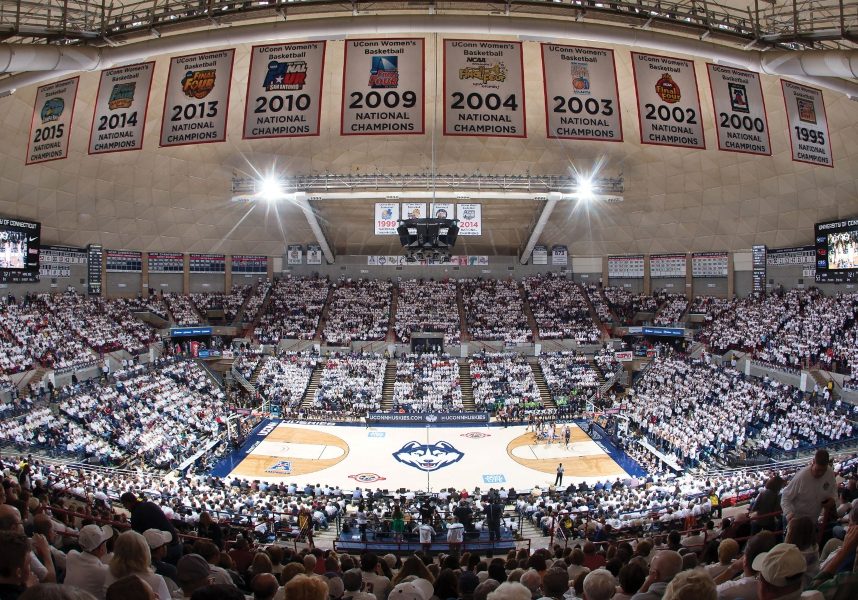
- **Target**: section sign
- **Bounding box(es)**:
[781,80,833,167]
[89,62,155,154]
[26,77,79,165]
[706,63,771,156]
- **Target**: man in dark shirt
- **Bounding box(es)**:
[0,531,29,600]
[121,492,181,564]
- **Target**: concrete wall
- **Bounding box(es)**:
[105,272,142,298]
[189,274,226,293]
[608,278,644,293]
[651,278,686,293]
[148,273,183,293]
[694,278,729,297]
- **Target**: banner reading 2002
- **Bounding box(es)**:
[160,49,235,147]
[444,40,525,137]
[26,77,79,165]
[781,80,833,168]
[342,39,424,135]
[89,62,155,155]
[631,52,705,149]
[706,64,771,156]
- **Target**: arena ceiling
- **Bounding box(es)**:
[0,1,857,259]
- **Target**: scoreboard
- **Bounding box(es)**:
[232,255,268,274]
[87,244,103,295]
[148,252,184,273]
[189,253,226,273]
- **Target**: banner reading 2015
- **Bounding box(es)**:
[781,80,833,167]
[706,64,771,156]
[444,40,525,137]
[89,62,155,155]
[160,49,235,147]
[541,44,622,141]
[26,77,79,165]
[631,52,705,149]
[244,42,325,139]
[342,39,424,135]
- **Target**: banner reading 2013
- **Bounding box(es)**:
[342,39,424,135]
[244,42,325,139]
[160,49,235,147]
[26,77,79,165]
[89,62,155,155]
[631,52,705,149]
[444,40,525,137]
[541,44,622,142]
[706,64,771,156]
[781,80,833,167]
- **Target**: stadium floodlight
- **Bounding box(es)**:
[577,175,595,201]
[258,176,285,202]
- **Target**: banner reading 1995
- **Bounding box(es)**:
[541,44,622,142]
[160,49,235,147]
[342,39,424,135]
[444,40,525,137]
[781,80,833,167]
[631,52,705,149]
[89,62,155,155]
[706,64,771,156]
[244,42,325,139]
[26,77,79,165]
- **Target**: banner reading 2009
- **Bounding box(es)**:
[26,77,79,165]
[160,49,235,147]
[541,44,622,142]
[89,62,155,154]
[444,40,525,137]
[706,64,771,156]
[781,80,833,168]
[631,52,705,149]
[342,39,424,135]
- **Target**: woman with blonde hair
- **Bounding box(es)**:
[102,530,172,600]
[284,573,329,600]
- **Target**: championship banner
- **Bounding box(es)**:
[444,40,526,137]
[532,245,548,265]
[26,77,79,165]
[456,203,482,236]
[551,245,568,266]
[243,42,325,139]
[287,244,303,265]
[706,63,771,156]
[650,254,686,278]
[374,202,400,235]
[88,62,155,155]
[401,202,427,220]
[341,38,424,135]
[430,202,455,220]
[631,52,705,149]
[781,80,833,167]
[541,44,622,142]
[160,49,235,147]
[306,244,322,265]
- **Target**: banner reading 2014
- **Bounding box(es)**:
[342,39,424,135]
[444,40,525,137]
[26,77,79,165]
[160,49,235,147]
[541,44,622,141]
[706,64,771,156]
[631,52,705,149]
[781,80,833,167]
[244,42,325,139]
[89,62,155,155]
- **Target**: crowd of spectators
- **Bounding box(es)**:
[469,352,541,412]
[255,276,329,344]
[255,353,318,413]
[523,275,600,342]
[688,296,732,318]
[584,284,615,325]
[392,353,462,412]
[323,279,391,346]
[462,279,531,344]
[190,284,252,323]
[395,279,461,345]
[164,293,202,326]
[538,352,601,408]
[312,353,385,415]
[652,293,689,326]
[243,280,272,324]
[603,287,658,324]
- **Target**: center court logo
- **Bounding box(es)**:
[392,441,464,472]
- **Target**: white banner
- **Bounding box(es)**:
[608,255,645,279]
[26,76,79,165]
[287,244,303,265]
[541,44,622,142]
[367,255,488,266]
[430,203,455,220]
[374,202,400,235]
[456,203,482,236]
[532,245,548,265]
[706,63,771,156]
[160,49,235,147]
[616,351,633,362]
[444,40,526,137]
[551,245,568,266]
[781,80,833,168]
[342,38,424,135]
[88,62,154,155]
[631,52,705,149]
[650,254,687,278]
[692,252,729,277]
[401,202,427,220]
[243,42,325,139]
[306,244,322,265]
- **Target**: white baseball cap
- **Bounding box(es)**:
[143,529,173,550]
[751,543,807,587]
[78,524,113,552]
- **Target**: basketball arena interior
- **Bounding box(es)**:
[0,0,857,598]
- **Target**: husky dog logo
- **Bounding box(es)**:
[392,441,464,472]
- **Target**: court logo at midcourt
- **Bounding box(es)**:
[392,441,464,472]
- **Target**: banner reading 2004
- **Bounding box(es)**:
[444,40,525,137]
[26,77,79,165]
[89,62,155,154]
[342,39,424,135]
[781,80,833,168]
[160,49,235,147]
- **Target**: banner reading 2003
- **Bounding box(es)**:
[631,52,705,149]
[706,64,771,156]
[444,40,525,137]
[781,80,833,168]
[160,49,235,147]
[26,77,79,165]
[89,62,155,155]
[342,39,424,135]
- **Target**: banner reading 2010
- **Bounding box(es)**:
[89,62,155,155]
[342,39,424,135]
[444,40,525,137]
[160,49,235,147]
[631,52,705,149]
[781,80,833,167]
[26,77,79,165]
[706,64,771,156]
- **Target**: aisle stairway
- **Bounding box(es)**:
[458,359,475,411]
[527,357,556,409]
[231,287,256,325]
[578,282,610,338]
[314,287,336,342]
[248,359,267,388]
[387,286,398,342]
[519,283,540,341]
[457,284,469,342]
[300,362,324,410]
[381,358,397,410]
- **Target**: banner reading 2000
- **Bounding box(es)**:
[444,40,525,137]
[631,52,705,149]
[706,63,771,156]
[160,49,235,147]
[342,39,424,135]
[26,77,79,165]
[89,62,155,155]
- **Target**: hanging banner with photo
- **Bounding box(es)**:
[631,52,705,149]
[287,244,303,265]
[26,77,79,165]
[341,38,424,135]
[541,44,622,142]
[374,202,400,235]
[532,245,549,265]
[456,203,482,236]
[551,245,568,266]
[243,42,326,139]
[160,49,235,147]
[89,62,155,155]
[706,63,771,156]
[401,202,427,220]
[430,202,455,220]
[306,244,323,265]
[650,254,687,278]
[444,39,526,137]
[781,80,833,167]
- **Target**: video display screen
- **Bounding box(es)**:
[815,217,858,283]
[0,217,40,283]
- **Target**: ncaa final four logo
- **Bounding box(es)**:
[655,73,681,104]
[108,83,136,111]
[182,69,216,99]
[40,98,65,123]
[264,61,308,91]
[368,56,399,88]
